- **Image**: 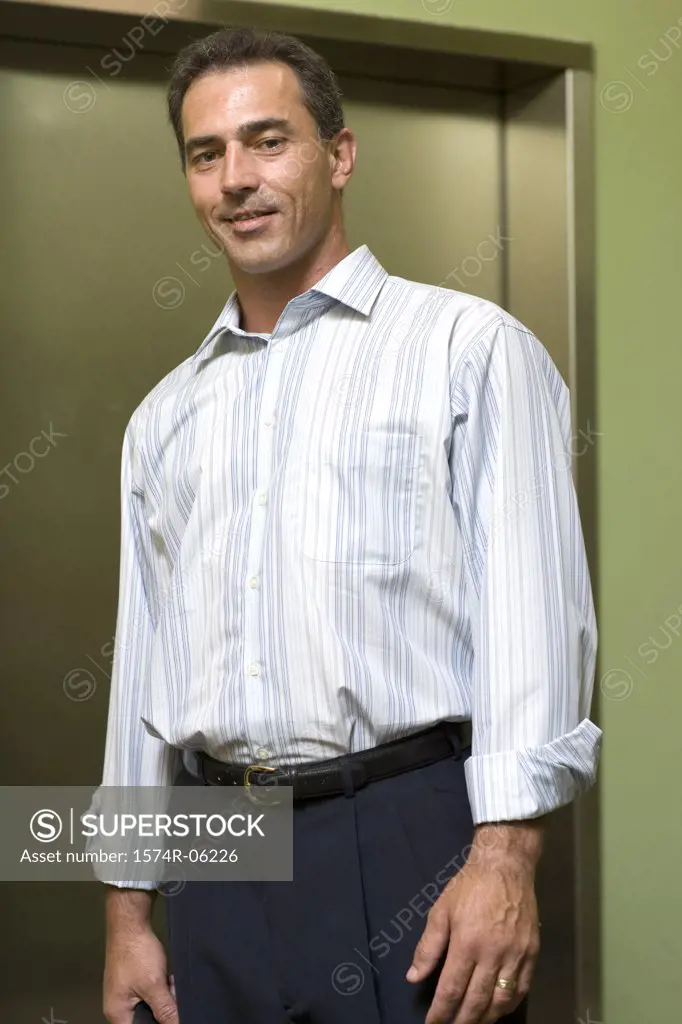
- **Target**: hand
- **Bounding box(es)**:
[103,925,179,1024]
[406,827,541,1024]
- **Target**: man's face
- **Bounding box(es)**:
[181,61,345,275]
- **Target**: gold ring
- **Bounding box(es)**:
[496,977,517,991]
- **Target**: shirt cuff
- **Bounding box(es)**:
[464,717,602,824]
[84,787,161,889]
[99,878,159,890]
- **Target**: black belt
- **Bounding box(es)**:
[184,720,472,801]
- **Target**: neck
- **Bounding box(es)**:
[229,226,351,334]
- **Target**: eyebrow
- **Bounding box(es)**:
[184,118,294,157]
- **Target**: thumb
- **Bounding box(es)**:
[406,907,450,982]
[146,980,179,1024]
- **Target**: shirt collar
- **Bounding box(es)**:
[191,244,388,370]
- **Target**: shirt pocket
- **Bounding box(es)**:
[301,429,421,566]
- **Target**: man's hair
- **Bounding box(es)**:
[166,27,345,170]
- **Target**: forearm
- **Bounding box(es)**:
[105,885,156,938]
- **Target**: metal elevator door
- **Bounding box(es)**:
[0,37,571,1023]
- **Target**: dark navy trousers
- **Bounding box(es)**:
[165,743,529,1024]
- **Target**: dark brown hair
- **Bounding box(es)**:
[166,27,345,170]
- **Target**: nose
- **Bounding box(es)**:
[219,141,260,194]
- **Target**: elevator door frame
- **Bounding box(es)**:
[0,1,599,1021]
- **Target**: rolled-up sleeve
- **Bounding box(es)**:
[449,315,602,823]
[85,415,180,887]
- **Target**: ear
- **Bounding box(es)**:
[329,128,357,192]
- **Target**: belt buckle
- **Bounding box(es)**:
[243,764,283,806]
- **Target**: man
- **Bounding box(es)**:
[95,25,601,1024]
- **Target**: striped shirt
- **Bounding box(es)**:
[93,243,601,871]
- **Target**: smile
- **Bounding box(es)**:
[228,212,277,232]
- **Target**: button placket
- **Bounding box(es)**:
[243,333,282,755]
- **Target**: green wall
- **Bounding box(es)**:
[258,0,682,1020]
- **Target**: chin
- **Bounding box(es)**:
[235,245,299,275]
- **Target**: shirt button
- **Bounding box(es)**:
[256,747,271,760]
[257,491,267,506]
[263,415,274,426]
[248,662,261,677]
[249,575,259,588]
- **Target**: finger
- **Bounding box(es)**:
[146,981,179,1024]
[516,948,538,993]
[424,951,475,1024]
[406,906,451,982]
[479,994,525,1024]
[103,1003,132,1024]
[448,964,507,1024]
[478,956,535,1024]
[477,946,536,1019]
[104,995,144,1024]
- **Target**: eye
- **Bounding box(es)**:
[193,150,218,165]
[258,137,284,151]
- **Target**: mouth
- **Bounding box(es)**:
[226,211,278,232]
